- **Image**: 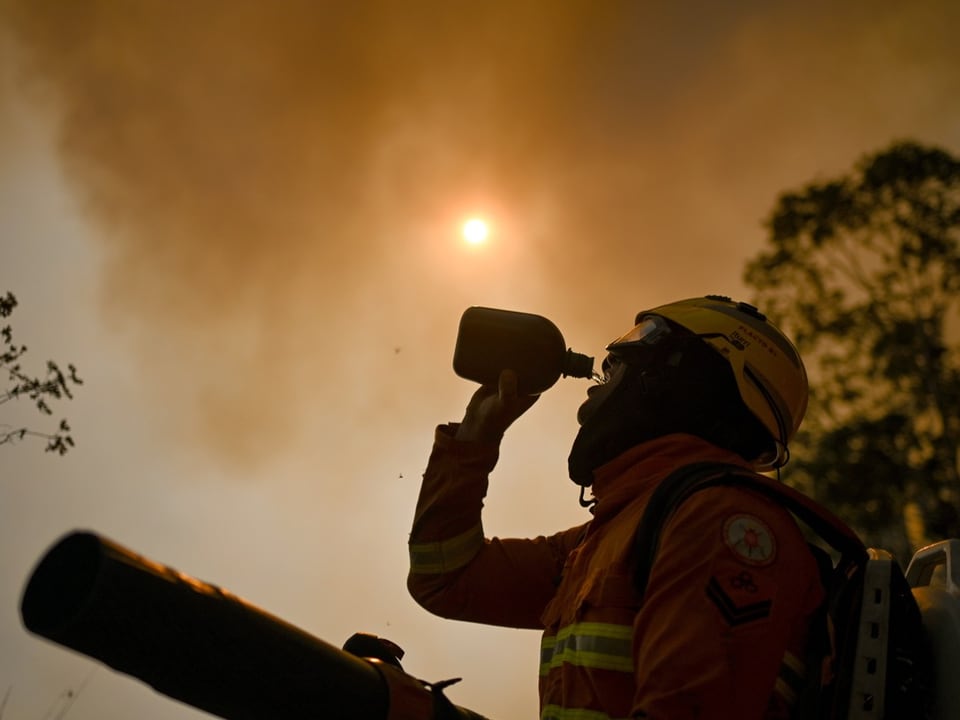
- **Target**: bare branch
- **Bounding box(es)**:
[1,291,82,455]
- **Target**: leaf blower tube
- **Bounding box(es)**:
[20,531,490,720]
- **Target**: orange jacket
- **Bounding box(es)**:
[408,428,824,720]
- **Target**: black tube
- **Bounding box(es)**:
[20,530,393,720]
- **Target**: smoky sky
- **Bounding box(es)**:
[2,0,959,468]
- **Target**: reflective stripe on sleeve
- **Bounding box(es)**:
[539,622,634,675]
[774,650,806,706]
[540,704,632,720]
[408,523,484,574]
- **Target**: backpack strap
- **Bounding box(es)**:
[633,461,867,596]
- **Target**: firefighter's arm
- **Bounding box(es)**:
[631,487,823,720]
[408,423,583,628]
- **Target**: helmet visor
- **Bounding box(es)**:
[606,315,672,353]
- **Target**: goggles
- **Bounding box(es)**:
[605,314,672,353]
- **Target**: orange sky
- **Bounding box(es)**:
[2,2,959,718]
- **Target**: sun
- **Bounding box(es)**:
[461,218,489,245]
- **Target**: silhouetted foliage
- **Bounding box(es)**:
[744,140,960,562]
[1,291,83,455]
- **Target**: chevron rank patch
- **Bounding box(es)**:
[706,559,777,627]
[722,513,777,566]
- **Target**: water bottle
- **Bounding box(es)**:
[452,306,595,395]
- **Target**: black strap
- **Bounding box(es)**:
[633,461,867,596]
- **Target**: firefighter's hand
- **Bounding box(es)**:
[455,369,540,443]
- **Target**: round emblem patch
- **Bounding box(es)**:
[723,514,777,566]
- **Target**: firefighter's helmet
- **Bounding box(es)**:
[607,295,808,469]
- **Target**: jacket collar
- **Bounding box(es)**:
[589,434,752,519]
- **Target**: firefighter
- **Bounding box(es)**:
[408,296,824,719]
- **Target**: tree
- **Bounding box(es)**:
[1,291,83,454]
[744,140,960,562]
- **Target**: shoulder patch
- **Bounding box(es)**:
[706,574,773,626]
[704,556,779,628]
[722,514,777,566]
